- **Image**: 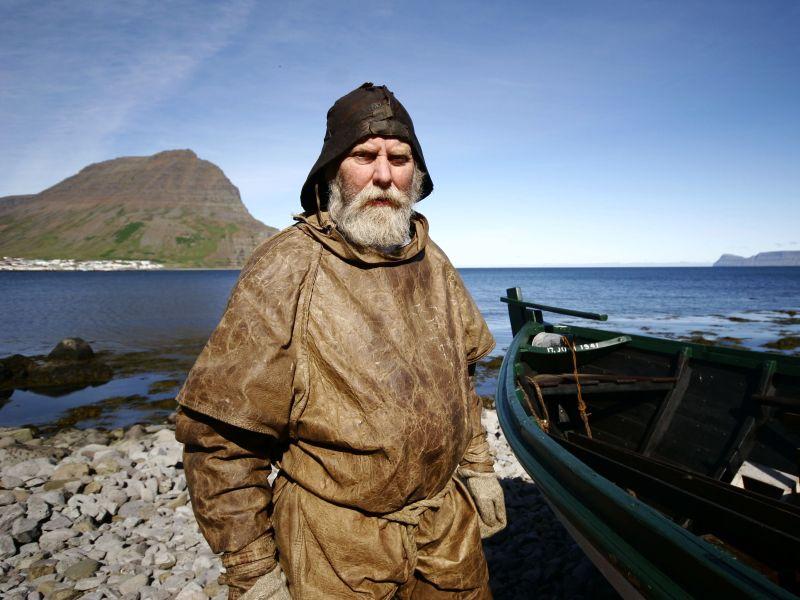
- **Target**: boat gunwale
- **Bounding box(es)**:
[495,319,797,599]
[534,321,800,376]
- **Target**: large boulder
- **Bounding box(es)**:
[0,339,112,394]
[48,338,95,361]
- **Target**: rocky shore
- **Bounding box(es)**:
[0,411,616,600]
[0,258,164,271]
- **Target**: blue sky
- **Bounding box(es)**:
[1,1,798,266]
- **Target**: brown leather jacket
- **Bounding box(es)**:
[175,209,495,577]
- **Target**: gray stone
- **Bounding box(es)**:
[93,532,123,553]
[34,490,65,506]
[26,496,51,522]
[34,577,58,596]
[27,558,57,579]
[175,582,208,600]
[0,503,25,532]
[38,529,77,553]
[154,551,176,569]
[0,490,17,506]
[5,458,55,481]
[93,458,121,476]
[1,474,24,489]
[0,532,15,559]
[73,576,103,591]
[50,463,88,482]
[48,584,82,600]
[82,481,102,495]
[11,516,40,543]
[118,573,149,595]
[41,480,75,492]
[63,558,100,581]
[18,550,45,567]
[123,425,146,441]
[42,513,72,531]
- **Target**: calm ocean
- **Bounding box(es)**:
[1,267,798,428]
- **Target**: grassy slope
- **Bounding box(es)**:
[0,206,268,267]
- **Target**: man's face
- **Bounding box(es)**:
[327,136,424,252]
[338,137,415,200]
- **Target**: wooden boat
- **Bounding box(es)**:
[495,287,800,599]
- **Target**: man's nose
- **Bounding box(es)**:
[372,155,392,189]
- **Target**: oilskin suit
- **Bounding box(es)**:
[174,82,501,599]
[175,209,498,598]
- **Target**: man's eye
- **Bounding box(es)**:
[390,156,410,164]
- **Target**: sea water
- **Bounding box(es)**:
[1,267,798,428]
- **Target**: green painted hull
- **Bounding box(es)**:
[496,303,800,598]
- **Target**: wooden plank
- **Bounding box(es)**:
[505,287,530,335]
[714,360,777,481]
[640,348,692,456]
[558,433,800,571]
[753,395,800,410]
[537,380,675,396]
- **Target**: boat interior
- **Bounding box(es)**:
[503,288,800,593]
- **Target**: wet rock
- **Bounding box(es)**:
[4,428,34,443]
[0,348,113,392]
[47,339,94,362]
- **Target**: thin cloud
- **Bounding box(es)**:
[0,0,255,194]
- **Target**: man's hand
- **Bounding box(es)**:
[459,468,507,539]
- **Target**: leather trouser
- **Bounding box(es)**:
[271,473,492,599]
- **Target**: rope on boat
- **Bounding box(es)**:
[519,380,550,433]
[561,335,593,438]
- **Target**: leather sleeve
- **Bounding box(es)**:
[175,405,278,570]
[175,228,316,438]
[459,368,495,474]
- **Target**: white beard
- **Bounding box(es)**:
[327,167,424,254]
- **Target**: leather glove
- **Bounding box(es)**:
[239,563,292,600]
[459,468,507,539]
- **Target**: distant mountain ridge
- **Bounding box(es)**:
[714,251,800,267]
[0,150,278,267]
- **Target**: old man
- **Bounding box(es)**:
[174,82,506,599]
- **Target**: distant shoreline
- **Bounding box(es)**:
[0,257,240,271]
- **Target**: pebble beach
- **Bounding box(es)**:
[0,409,616,600]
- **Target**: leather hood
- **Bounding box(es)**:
[300,82,434,213]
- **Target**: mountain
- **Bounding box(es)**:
[0,150,278,267]
[714,251,800,267]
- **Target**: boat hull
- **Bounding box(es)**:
[495,319,798,599]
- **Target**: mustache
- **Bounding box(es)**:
[348,184,411,210]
